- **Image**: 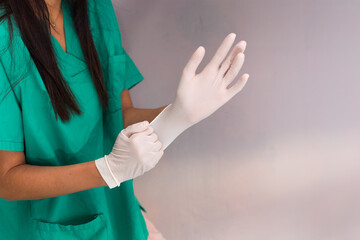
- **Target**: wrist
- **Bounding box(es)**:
[150,102,193,150]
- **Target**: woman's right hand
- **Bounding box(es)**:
[150,33,249,150]
[95,120,163,189]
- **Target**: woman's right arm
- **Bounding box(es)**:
[0,121,163,201]
[0,150,107,201]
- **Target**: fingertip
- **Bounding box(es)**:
[147,125,154,134]
[237,52,245,58]
[120,128,130,139]
[238,40,247,52]
[139,121,150,129]
[241,74,250,87]
[197,46,205,56]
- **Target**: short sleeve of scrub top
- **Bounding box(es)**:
[0,61,24,151]
[0,0,149,239]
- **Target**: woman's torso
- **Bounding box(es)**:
[0,0,148,239]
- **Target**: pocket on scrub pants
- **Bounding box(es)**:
[32,213,109,240]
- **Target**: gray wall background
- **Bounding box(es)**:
[112,0,360,239]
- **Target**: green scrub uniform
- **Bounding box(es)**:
[0,0,149,239]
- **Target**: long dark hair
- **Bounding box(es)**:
[0,0,109,122]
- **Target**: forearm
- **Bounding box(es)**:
[122,105,169,129]
[1,160,107,201]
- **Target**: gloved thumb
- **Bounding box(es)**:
[121,121,150,138]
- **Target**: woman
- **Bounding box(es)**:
[0,0,248,239]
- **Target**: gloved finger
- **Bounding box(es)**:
[219,40,246,77]
[143,133,158,143]
[227,73,250,99]
[145,140,163,152]
[139,138,163,153]
[223,52,245,86]
[144,126,154,135]
[129,128,153,143]
[151,140,163,152]
[182,45,205,78]
[131,126,154,139]
[206,33,236,70]
[122,121,149,138]
[239,40,247,53]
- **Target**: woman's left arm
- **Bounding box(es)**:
[121,89,168,128]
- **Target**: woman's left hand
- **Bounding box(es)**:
[150,32,250,150]
[173,32,249,125]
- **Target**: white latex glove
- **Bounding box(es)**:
[95,121,163,189]
[150,33,249,150]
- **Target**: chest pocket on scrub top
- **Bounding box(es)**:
[106,53,126,113]
[32,213,109,239]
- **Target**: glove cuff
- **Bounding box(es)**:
[95,156,119,189]
[150,103,193,150]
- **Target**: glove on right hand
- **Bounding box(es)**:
[95,121,163,189]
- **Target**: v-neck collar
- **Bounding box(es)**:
[50,0,70,55]
[50,0,88,77]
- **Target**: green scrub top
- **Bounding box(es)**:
[0,0,149,239]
